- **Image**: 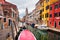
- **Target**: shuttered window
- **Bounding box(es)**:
[50,6,52,10]
[55,5,58,9]
[46,0,49,2]
[59,3,60,7]
[46,5,49,10]
[59,22,60,26]
[40,10,42,14]
[50,14,52,18]
[45,13,48,18]
[54,13,58,17]
[9,19,12,26]
[59,12,60,17]
[4,18,6,22]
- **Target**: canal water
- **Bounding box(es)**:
[32,29,60,40]
[19,25,60,40]
[26,25,60,40]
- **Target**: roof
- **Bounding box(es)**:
[36,1,40,6]
[0,0,5,4]
[2,1,17,10]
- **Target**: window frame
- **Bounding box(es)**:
[46,0,49,2]
[55,4,58,9]
[59,3,60,8]
[50,22,51,24]
[50,6,52,10]
[50,14,52,18]
[40,10,42,14]
[46,5,49,10]
[58,22,60,26]
[40,16,42,20]
[58,12,60,17]
[42,9,44,12]
[45,13,48,18]
[8,19,12,26]
[4,18,6,22]
[54,13,58,17]
[12,12,15,18]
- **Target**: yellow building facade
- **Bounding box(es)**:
[36,0,59,26]
[42,0,50,26]
[42,0,59,26]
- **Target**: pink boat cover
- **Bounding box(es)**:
[18,30,36,40]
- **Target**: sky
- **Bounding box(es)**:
[6,0,39,18]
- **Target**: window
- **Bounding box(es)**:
[47,13,48,17]
[42,15,44,18]
[59,12,60,17]
[50,14,52,18]
[30,16,32,18]
[4,11,8,16]
[45,14,46,18]
[9,19,12,26]
[59,22,60,26]
[54,13,58,17]
[4,18,6,22]
[59,3,60,7]
[40,10,42,14]
[12,12,15,17]
[45,13,48,18]
[55,5,58,9]
[40,16,42,20]
[42,9,44,12]
[46,5,49,10]
[4,11,7,13]
[50,22,51,24]
[46,0,49,2]
[50,6,52,10]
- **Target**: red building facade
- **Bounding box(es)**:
[54,1,60,29]
[49,4,55,28]
[49,1,60,29]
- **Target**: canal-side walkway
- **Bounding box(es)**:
[48,27,60,32]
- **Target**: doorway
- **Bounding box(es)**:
[54,22,56,28]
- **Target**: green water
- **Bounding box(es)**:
[26,25,60,40]
[19,25,60,40]
[32,29,60,40]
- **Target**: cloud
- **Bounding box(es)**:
[18,9,25,18]
[6,0,39,18]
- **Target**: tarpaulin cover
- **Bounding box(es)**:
[18,30,36,40]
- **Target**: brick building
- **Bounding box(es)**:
[0,0,19,40]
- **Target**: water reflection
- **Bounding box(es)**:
[47,30,60,40]
[32,29,60,40]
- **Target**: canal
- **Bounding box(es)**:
[25,25,60,40]
[32,29,60,40]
